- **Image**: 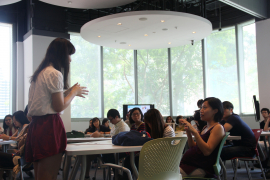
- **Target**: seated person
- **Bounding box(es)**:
[102,109,130,171]
[85,117,110,137]
[0,111,29,178]
[2,115,16,136]
[193,110,207,133]
[166,116,175,123]
[124,109,133,128]
[129,108,145,131]
[84,119,93,134]
[123,108,175,180]
[180,97,225,178]
[175,115,185,131]
[102,118,110,129]
[107,109,130,136]
[261,108,270,133]
[197,99,204,109]
[220,101,256,160]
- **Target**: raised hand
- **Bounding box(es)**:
[179,119,197,134]
[72,84,89,98]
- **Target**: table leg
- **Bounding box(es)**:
[219,158,227,180]
[130,152,138,179]
[63,155,71,180]
[79,155,87,180]
[69,156,81,180]
[265,138,269,154]
[114,153,119,180]
[2,144,7,153]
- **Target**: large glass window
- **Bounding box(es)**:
[70,34,101,118]
[240,23,259,114]
[137,49,170,116]
[70,21,259,119]
[205,28,240,113]
[171,41,203,116]
[0,23,12,119]
[103,48,135,117]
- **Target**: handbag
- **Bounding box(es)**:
[112,130,152,146]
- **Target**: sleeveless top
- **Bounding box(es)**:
[180,125,224,178]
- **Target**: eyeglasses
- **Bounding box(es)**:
[132,113,140,117]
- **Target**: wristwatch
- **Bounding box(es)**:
[9,136,11,140]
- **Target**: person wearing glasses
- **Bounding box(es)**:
[129,108,145,132]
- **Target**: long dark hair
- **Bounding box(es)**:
[166,116,175,123]
[3,115,13,131]
[13,111,29,127]
[30,38,75,89]
[203,97,223,122]
[129,108,143,124]
[102,118,109,126]
[91,117,100,129]
[194,110,206,132]
[144,109,165,139]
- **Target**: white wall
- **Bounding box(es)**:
[256,18,270,119]
[23,36,33,108]
[16,42,24,111]
[23,35,71,131]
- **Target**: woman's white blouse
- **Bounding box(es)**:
[28,66,63,116]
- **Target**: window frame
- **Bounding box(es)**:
[70,19,258,120]
[0,22,16,122]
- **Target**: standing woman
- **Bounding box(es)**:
[26,38,88,180]
[129,108,145,132]
[3,115,16,136]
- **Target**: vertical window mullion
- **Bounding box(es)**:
[202,39,207,99]
[100,46,104,118]
[168,48,173,116]
[236,24,244,115]
[134,50,138,104]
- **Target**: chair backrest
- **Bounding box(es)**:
[66,131,85,138]
[213,132,230,176]
[252,129,263,156]
[138,137,187,180]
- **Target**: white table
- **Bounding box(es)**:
[261,131,270,136]
[63,141,142,180]
[67,137,112,143]
[180,134,241,140]
[260,131,270,154]
[0,140,16,152]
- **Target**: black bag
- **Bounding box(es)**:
[112,130,153,146]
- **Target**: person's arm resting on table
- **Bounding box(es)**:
[264,118,270,132]
[223,123,233,132]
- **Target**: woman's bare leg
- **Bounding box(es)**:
[36,153,62,180]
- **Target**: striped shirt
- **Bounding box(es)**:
[163,125,175,137]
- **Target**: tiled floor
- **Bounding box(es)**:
[16,160,267,180]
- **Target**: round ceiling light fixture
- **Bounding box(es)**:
[39,0,136,9]
[81,11,212,49]
[0,0,21,6]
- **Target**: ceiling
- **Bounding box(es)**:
[39,0,137,9]
[0,0,262,41]
[81,10,212,49]
[0,0,21,6]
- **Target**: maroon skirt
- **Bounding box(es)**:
[25,114,67,162]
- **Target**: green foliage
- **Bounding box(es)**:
[70,23,259,118]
